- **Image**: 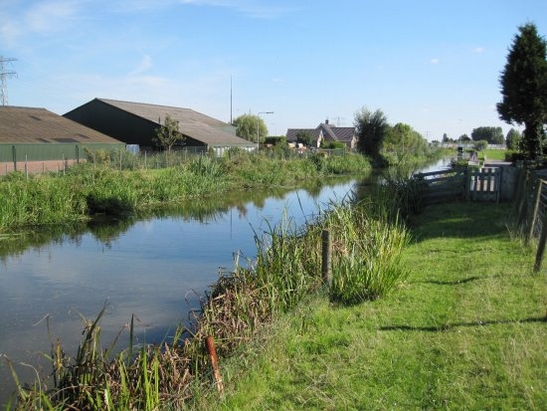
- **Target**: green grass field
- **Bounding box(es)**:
[481,149,508,161]
[194,201,547,410]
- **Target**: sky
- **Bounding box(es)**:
[1,0,547,141]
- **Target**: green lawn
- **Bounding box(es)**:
[193,201,547,410]
[481,149,508,161]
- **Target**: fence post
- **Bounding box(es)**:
[517,171,532,233]
[322,229,332,285]
[527,178,543,244]
[514,169,528,217]
[12,145,16,172]
[205,335,224,394]
[495,167,502,203]
[534,212,547,273]
[465,168,471,200]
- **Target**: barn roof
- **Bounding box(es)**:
[91,98,250,146]
[0,106,123,144]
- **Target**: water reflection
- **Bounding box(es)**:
[0,158,450,404]
[0,178,357,405]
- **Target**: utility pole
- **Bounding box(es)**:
[0,56,17,106]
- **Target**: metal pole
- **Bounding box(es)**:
[257,111,274,152]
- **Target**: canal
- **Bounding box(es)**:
[0,178,358,405]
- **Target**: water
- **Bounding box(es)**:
[0,157,452,404]
[0,179,357,405]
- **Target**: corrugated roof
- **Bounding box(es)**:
[96,98,251,146]
[0,106,123,144]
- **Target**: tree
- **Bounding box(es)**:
[382,123,427,164]
[354,107,388,160]
[506,128,522,150]
[295,130,313,147]
[497,22,547,159]
[154,114,185,152]
[471,126,504,144]
[459,134,471,142]
[233,114,268,144]
[474,140,489,151]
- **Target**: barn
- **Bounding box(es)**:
[64,98,254,155]
[0,106,125,175]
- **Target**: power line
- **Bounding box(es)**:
[0,56,17,106]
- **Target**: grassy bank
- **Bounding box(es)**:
[192,201,547,410]
[0,150,371,231]
[6,181,411,410]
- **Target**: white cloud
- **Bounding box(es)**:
[0,19,21,48]
[473,47,485,54]
[112,0,290,17]
[24,0,83,34]
[430,58,440,64]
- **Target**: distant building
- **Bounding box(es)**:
[0,105,124,174]
[64,98,254,155]
[286,119,357,150]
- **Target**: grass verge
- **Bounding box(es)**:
[195,201,547,410]
[0,151,372,231]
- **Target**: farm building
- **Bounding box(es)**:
[286,119,357,150]
[64,98,254,155]
[0,106,125,175]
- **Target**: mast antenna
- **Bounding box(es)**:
[0,56,17,106]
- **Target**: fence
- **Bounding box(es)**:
[417,167,503,205]
[510,168,547,271]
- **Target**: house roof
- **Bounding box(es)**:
[0,106,123,144]
[286,122,356,144]
[91,98,252,147]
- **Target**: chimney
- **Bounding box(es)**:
[325,119,329,125]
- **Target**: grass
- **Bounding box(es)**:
[192,201,547,410]
[0,150,372,231]
[5,181,412,410]
[480,149,508,161]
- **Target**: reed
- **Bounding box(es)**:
[4,152,411,409]
[0,150,371,231]
[5,191,411,409]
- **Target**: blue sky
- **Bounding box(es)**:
[2,0,547,141]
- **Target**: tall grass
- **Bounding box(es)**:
[0,172,88,227]
[5,182,412,409]
[324,203,411,304]
[0,150,372,231]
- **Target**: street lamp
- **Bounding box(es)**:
[256,111,274,151]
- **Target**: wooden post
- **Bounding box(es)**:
[515,169,528,218]
[322,229,332,285]
[495,167,502,203]
[534,213,547,273]
[517,171,532,233]
[527,178,543,244]
[465,168,471,200]
[205,335,224,394]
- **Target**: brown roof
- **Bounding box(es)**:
[0,106,123,144]
[95,98,250,146]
